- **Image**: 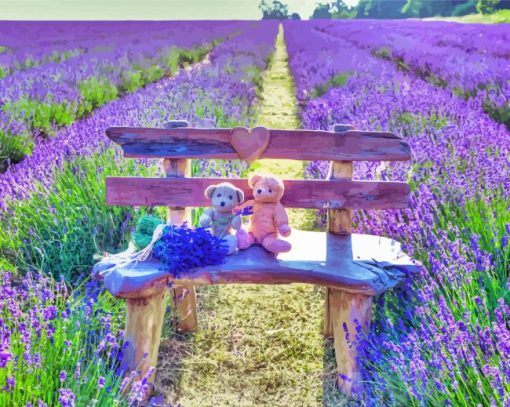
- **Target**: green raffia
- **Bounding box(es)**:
[132,214,164,250]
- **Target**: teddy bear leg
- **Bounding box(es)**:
[223,234,238,255]
[236,228,254,250]
[261,234,291,254]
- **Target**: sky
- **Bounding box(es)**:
[0,0,360,20]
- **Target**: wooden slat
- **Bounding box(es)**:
[106,126,411,161]
[106,177,410,209]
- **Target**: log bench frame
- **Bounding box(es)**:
[99,120,415,396]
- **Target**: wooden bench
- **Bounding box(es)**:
[93,120,419,396]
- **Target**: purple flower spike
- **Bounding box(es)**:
[58,388,75,407]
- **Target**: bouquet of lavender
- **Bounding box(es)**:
[131,214,230,276]
[93,210,253,282]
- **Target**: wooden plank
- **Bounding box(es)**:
[162,120,197,334]
[106,177,410,210]
[106,126,411,161]
[325,124,355,337]
[93,231,421,299]
[122,291,168,392]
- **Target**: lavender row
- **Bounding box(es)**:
[0,21,279,212]
[0,21,252,171]
[284,21,509,405]
[0,21,244,78]
[1,21,249,107]
[315,19,510,59]
[310,20,510,96]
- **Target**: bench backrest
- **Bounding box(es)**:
[105,121,412,228]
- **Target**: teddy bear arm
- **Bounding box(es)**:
[274,203,289,226]
[274,203,291,236]
[199,207,215,227]
[234,199,255,213]
[230,215,242,230]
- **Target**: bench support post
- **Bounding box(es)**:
[325,123,355,338]
[326,123,374,395]
[163,119,198,333]
[330,289,373,395]
[123,290,168,388]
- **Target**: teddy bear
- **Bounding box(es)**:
[234,173,291,254]
[199,182,245,255]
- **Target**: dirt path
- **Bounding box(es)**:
[157,24,343,407]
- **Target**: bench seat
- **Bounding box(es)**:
[93,230,419,299]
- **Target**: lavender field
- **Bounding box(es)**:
[0,19,509,407]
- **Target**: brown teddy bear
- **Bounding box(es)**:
[199,182,245,255]
[234,173,291,254]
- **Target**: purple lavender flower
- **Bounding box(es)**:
[58,388,75,407]
[4,376,15,391]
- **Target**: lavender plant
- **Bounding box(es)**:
[0,21,253,171]
[284,20,510,405]
[0,20,278,406]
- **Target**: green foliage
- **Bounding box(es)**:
[311,3,332,19]
[0,129,34,172]
[311,0,356,18]
[394,111,448,132]
[179,46,210,67]
[164,47,181,73]
[3,98,78,136]
[0,149,159,282]
[445,8,510,21]
[402,0,423,16]
[0,257,16,272]
[452,0,478,16]
[310,72,352,98]
[434,194,510,308]
[353,0,480,18]
[0,64,5,79]
[356,0,407,18]
[78,77,119,112]
[119,70,143,93]
[143,64,165,83]
[484,97,510,129]
[477,0,501,13]
[0,274,129,406]
[259,0,289,19]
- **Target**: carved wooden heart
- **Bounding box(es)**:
[230,126,270,164]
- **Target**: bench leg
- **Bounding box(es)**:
[324,287,334,337]
[123,289,168,389]
[173,284,198,333]
[330,289,373,395]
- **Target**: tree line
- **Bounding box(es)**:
[259,0,510,19]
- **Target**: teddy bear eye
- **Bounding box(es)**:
[217,194,221,197]
[229,195,233,200]
[269,189,272,193]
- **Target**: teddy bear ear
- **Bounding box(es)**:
[248,174,262,188]
[204,185,217,199]
[235,188,244,203]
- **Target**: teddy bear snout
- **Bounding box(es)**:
[221,201,226,207]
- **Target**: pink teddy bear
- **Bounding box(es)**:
[235,173,291,254]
